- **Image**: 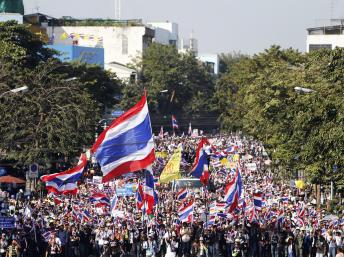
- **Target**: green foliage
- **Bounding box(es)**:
[0,60,100,165]
[0,22,120,167]
[215,45,344,192]
[0,21,55,67]
[126,43,215,115]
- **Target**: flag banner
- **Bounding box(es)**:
[91,93,155,182]
[159,149,182,184]
[41,154,87,195]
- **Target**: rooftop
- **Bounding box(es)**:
[307,20,344,35]
[24,13,144,27]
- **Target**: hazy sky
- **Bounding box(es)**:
[24,0,344,54]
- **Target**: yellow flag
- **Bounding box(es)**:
[295,180,305,189]
[159,149,181,184]
[156,151,168,159]
[60,32,68,40]
[220,158,228,166]
[233,154,240,162]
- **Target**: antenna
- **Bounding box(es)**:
[330,0,334,22]
[35,1,40,13]
[115,0,121,20]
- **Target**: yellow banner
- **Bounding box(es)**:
[156,151,168,159]
[159,149,181,184]
[295,180,305,189]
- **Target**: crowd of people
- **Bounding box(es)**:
[0,134,343,257]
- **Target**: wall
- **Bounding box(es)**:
[306,35,344,52]
[46,26,149,66]
[48,44,104,67]
[148,22,178,46]
[197,53,219,75]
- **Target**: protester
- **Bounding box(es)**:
[0,134,342,257]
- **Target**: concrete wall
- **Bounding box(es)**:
[46,26,150,66]
[48,44,104,67]
[306,35,344,52]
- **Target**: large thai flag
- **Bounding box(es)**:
[177,188,188,200]
[91,93,155,182]
[253,192,263,211]
[178,201,194,223]
[223,169,242,212]
[144,166,156,214]
[41,154,87,195]
[89,193,110,206]
[172,115,178,129]
[191,138,210,185]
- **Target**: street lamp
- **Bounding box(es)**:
[65,77,78,82]
[0,86,29,98]
[294,86,316,93]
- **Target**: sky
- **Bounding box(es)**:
[24,0,344,54]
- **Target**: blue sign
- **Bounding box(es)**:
[0,167,7,176]
[111,110,124,117]
[0,217,15,229]
[116,183,135,196]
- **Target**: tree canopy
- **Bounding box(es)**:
[0,21,121,166]
[214,45,344,191]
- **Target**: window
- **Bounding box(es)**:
[309,44,332,51]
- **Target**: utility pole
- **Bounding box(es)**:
[115,0,121,20]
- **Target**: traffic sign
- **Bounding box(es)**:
[29,163,39,178]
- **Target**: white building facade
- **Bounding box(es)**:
[46,25,154,67]
[306,24,344,52]
[147,22,178,47]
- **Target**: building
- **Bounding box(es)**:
[306,20,344,52]
[48,44,104,67]
[147,22,178,47]
[43,18,154,67]
[197,53,219,75]
[179,37,198,54]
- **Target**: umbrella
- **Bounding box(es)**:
[0,175,25,184]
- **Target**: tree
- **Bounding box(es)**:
[215,45,344,193]
[0,21,55,67]
[123,43,215,115]
[0,60,100,165]
[0,22,121,167]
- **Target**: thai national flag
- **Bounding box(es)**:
[188,122,192,135]
[136,183,145,211]
[159,126,164,138]
[204,216,216,227]
[89,193,110,206]
[191,138,210,185]
[277,209,284,223]
[42,231,52,242]
[253,192,263,211]
[177,188,188,200]
[82,210,92,222]
[41,154,87,195]
[172,115,178,129]
[91,93,155,182]
[224,169,242,212]
[144,166,156,214]
[110,193,118,217]
[178,201,194,223]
